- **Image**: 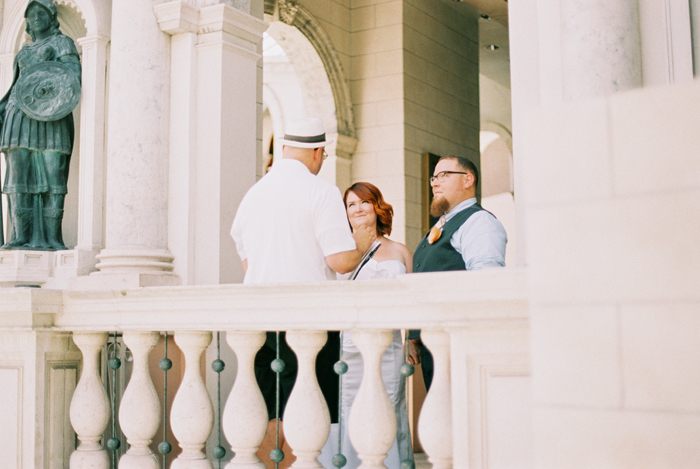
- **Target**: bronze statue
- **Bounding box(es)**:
[0,0,81,250]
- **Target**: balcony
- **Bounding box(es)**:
[0,268,529,469]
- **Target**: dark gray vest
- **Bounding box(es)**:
[413,204,484,273]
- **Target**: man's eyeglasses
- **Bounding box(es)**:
[430,170,468,184]
[322,149,329,160]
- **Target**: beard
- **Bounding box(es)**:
[430,196,450,218]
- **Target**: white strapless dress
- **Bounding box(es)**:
[319,259,413,469]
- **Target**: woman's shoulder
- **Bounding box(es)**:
[376,237,412,267]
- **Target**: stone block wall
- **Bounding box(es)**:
[522,80,700,467]
[403,0,479,248]
[348,0,407,240]
[346,0,479,248]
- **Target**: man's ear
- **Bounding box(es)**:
[463,172,475,189]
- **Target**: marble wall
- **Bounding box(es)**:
[521,78,700,468]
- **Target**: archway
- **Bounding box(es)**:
[262,2,357,189]
[479,129,517,266]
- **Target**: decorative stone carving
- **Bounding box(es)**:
[263,0,275,16]
[275,0,355,142]
[278,0,299,25]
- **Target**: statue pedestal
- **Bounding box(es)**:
[0,250,54,287]
[0,249,86,289]
[0,249,179,290]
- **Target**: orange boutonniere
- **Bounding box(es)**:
[428,225,441,244]
[428,215,446,244]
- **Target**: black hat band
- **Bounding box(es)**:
[283,133,326,143]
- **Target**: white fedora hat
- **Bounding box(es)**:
[278,118,333,148]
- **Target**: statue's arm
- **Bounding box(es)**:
[0,56,20,124]
[55,35,81,82]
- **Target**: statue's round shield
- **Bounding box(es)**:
[16,61,81,121]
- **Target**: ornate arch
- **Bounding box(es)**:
[276,0,356,141]
[0,0,107,54]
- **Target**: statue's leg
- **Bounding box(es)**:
[42,151,69,250]
[43,195,66,250]
[1,149,32,249]
[2,193,32,248]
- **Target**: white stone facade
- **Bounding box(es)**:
[0,0,698,467]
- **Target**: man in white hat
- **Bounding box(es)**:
[231,117,375,468]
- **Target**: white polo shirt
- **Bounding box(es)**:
[231,158,356,284]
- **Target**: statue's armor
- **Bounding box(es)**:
[0,33,80,195]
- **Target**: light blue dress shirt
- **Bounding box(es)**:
[445,197,507,270]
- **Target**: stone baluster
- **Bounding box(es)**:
[284,331,330,468]
[417,330,452,469]
[69,332,110,469]
[119,332,161,469]
[223,331,268,469]
[348,329,396,469]
[171,331,215,468]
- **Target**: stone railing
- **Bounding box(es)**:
[0,268,530,469]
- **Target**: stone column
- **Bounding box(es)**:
[154,1,267,285]
[67,35,109,277]
[560,1,642,100]
[92,0,179,287]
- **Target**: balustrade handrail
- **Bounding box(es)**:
[0,268,527,331]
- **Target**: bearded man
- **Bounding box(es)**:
[408,155,507,390]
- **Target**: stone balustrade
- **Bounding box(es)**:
[0,269,530,469]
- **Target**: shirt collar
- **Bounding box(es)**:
[272,158,311,174]
[445,197,477,221]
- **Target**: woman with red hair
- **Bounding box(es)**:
[336,182,413,468]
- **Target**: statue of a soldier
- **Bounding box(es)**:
[0,0,81,250]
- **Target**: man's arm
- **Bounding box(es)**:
[242,259,248,273]
[453,211,507,270]
[325,223,376,274]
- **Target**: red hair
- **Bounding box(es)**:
[343,182,394,236]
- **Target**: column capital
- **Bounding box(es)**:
[154,1,200,36]
[197,3,268,58]
[76,34,110,48]
[199,3,268,40]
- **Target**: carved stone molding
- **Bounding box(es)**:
[277,0,356,141]
[264,0,276,16]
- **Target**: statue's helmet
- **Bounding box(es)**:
[24,0,57,18]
